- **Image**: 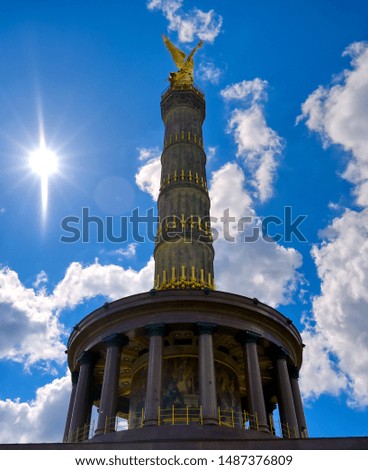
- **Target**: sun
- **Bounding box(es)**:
[29,146,59,177]
[29,145,59,219]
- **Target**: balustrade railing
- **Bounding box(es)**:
[66,406,300,443]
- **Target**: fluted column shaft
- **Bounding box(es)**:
[240,331,269,432]
[290,367,308,438]
[276,349,300,438]
[144,323,166,426]
[63,371,79,442]
[95,334,129,435]
[69,351,96,441]
[198,322,218,424]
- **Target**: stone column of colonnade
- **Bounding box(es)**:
[63,371,79,442]
[143,323,166,426]
[68,351,97,442]
[142,322,219,427]
[197,322,218,425]
[276,348,300,438]
[238,331,269,433]
[95,334,129,435]
[290,367,309,437]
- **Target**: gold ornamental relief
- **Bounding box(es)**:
[162,34,203,87]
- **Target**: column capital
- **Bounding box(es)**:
[276,346,290,360]
[77,350,97,366]
[196,322,217,335]
[145,323,167,337]
[103,333,129,348]
[236,330,262,345]
[289,366,300,380]
[71,371,79,385]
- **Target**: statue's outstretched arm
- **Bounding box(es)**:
[187,40,203,61]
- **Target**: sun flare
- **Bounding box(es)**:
[29,146,59,218]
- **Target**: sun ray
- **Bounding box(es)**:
[29,145,59,222]
[41,174,48,217]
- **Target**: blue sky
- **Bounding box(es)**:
[0,0,368,442]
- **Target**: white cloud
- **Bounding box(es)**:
[302,209,368,407]
[221,80,284,202]
[210,163,302,307]
[0,374,70,443]
[0,254,154,442]
[137,146,161,161]
[328,201,342,211]
[135,154,161,201]
[297,41,368,206]
[300,329,348,400]
[33,270,48,290]
[296,42,368,408]
[52,258,154,311]
[215,236,302,308]
[147,0,222,44]
[221,78,268,104]
[0,257,154,369]
[206,146,217,161]
[114,243,137,258]
[197,62,222,84]
[228,107,279,156]
[210,162,253,222]
[0,267,66,368]
[0,208,5,215]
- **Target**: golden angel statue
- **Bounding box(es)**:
[162,34,203,87]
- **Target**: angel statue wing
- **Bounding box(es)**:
[162,34,186,70]
[162,34,203,87]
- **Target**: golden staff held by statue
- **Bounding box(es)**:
[162,34,203,87]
